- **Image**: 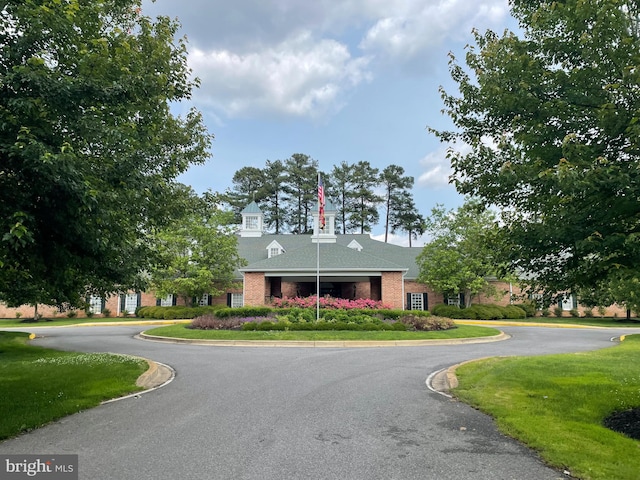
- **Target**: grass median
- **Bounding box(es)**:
[453,334,640,480]
[144,323,501,341]
[0,331,147,440]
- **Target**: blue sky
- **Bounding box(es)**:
[141,0,518,245]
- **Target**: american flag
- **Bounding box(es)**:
[318,174,326,230]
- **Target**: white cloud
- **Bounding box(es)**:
[189,31,372,119]
[144,0,512,119]
[417,147,454,188]
[359,0,510,69]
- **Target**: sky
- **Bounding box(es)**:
[141,0,519,245]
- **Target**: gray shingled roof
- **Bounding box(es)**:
[235,234,422,278]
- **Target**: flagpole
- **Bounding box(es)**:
[316,173,321,322]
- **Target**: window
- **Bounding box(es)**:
[198,294,210,306]
[406,293,428,311]
[447,295,461,307]
[245,215,259,230]
[88,296,103,314]
[122,293,140,313]
[411,293,424,310]
[267,241,284,258]
[160,294,174,307]
[231,293,243,308]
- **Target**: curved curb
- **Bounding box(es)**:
[101,358,175,405]
[427,356,509,398]
[136,331,510,348]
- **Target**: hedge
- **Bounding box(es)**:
[431,303,527,320]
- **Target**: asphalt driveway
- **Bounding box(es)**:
[0,325,631,480]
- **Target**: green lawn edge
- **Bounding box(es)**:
[452,334,640,480]
[143,323,500,341]
[0,331,147,440]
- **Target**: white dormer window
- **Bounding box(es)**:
[348,239,363,252]
[267,240,285,258]
[245,215,259,230]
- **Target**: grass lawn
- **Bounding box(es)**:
[0,331,147,440]
[0,317,156,328]
[144,323,500,341]
[453,334,640,480]
[467,317,640,328]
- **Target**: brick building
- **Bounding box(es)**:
[227,201,436,311]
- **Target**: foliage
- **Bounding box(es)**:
[379,165,417,243]
[553,306,564,318]
[189,315,249,330]
[0,0,212,309]
[347,161,384,233]
[515,301,537,318]
[145,323,500,341]
[136,305,224,320]
[433,0,640,304]
[398,314,454,331]
[417,199,507,307]
[148,197,245,306]
[270,296,393,310]
[431,303,526,320]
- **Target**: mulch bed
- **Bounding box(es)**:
[603,408,640,440]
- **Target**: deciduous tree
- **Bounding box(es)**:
[432,0,640,300]
[417,199,505,307]
[0,0,212,309]
[149,197,245,306]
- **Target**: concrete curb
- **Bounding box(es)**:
[101,358,175,404]
[427,356,507,398]
[136,331,511,348]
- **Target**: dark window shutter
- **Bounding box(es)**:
[406,293,412,310]
[227,293,232,307]
[120,294,125,312]
[101,298,106,312]
[156,298,161,306]
[208,294,213,306]
[172,295,177,306]
[422,293,428,311]
[572,295,578,309]
[460,293,465,307]
[136,292,142,308]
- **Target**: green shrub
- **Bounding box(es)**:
[431,304,469,318]
[215,307,274,319]
[399,314,454,331]
[66,310,77,318]
[101,308,111,317]
[584,308,594,318]
[514,302,537,317]
[503,305,527,319]
[569,308,580,318]
[541,308,550,317]
[553,306,564,317]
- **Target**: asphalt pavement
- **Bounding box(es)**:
[0,324,633,480]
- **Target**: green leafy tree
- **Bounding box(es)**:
[284,153,318,234]
[391,196,427,247]
[260,159,288,233]
[328,161,354,234]
[225,166,266,221]
[149,202,245,306]
[348,161,383,234]
[432,0,640,301]
[0,0,212,310]
[380,165,415,243]
[417,199,505,307]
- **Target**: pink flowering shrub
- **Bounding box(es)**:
[270,296,393,310]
